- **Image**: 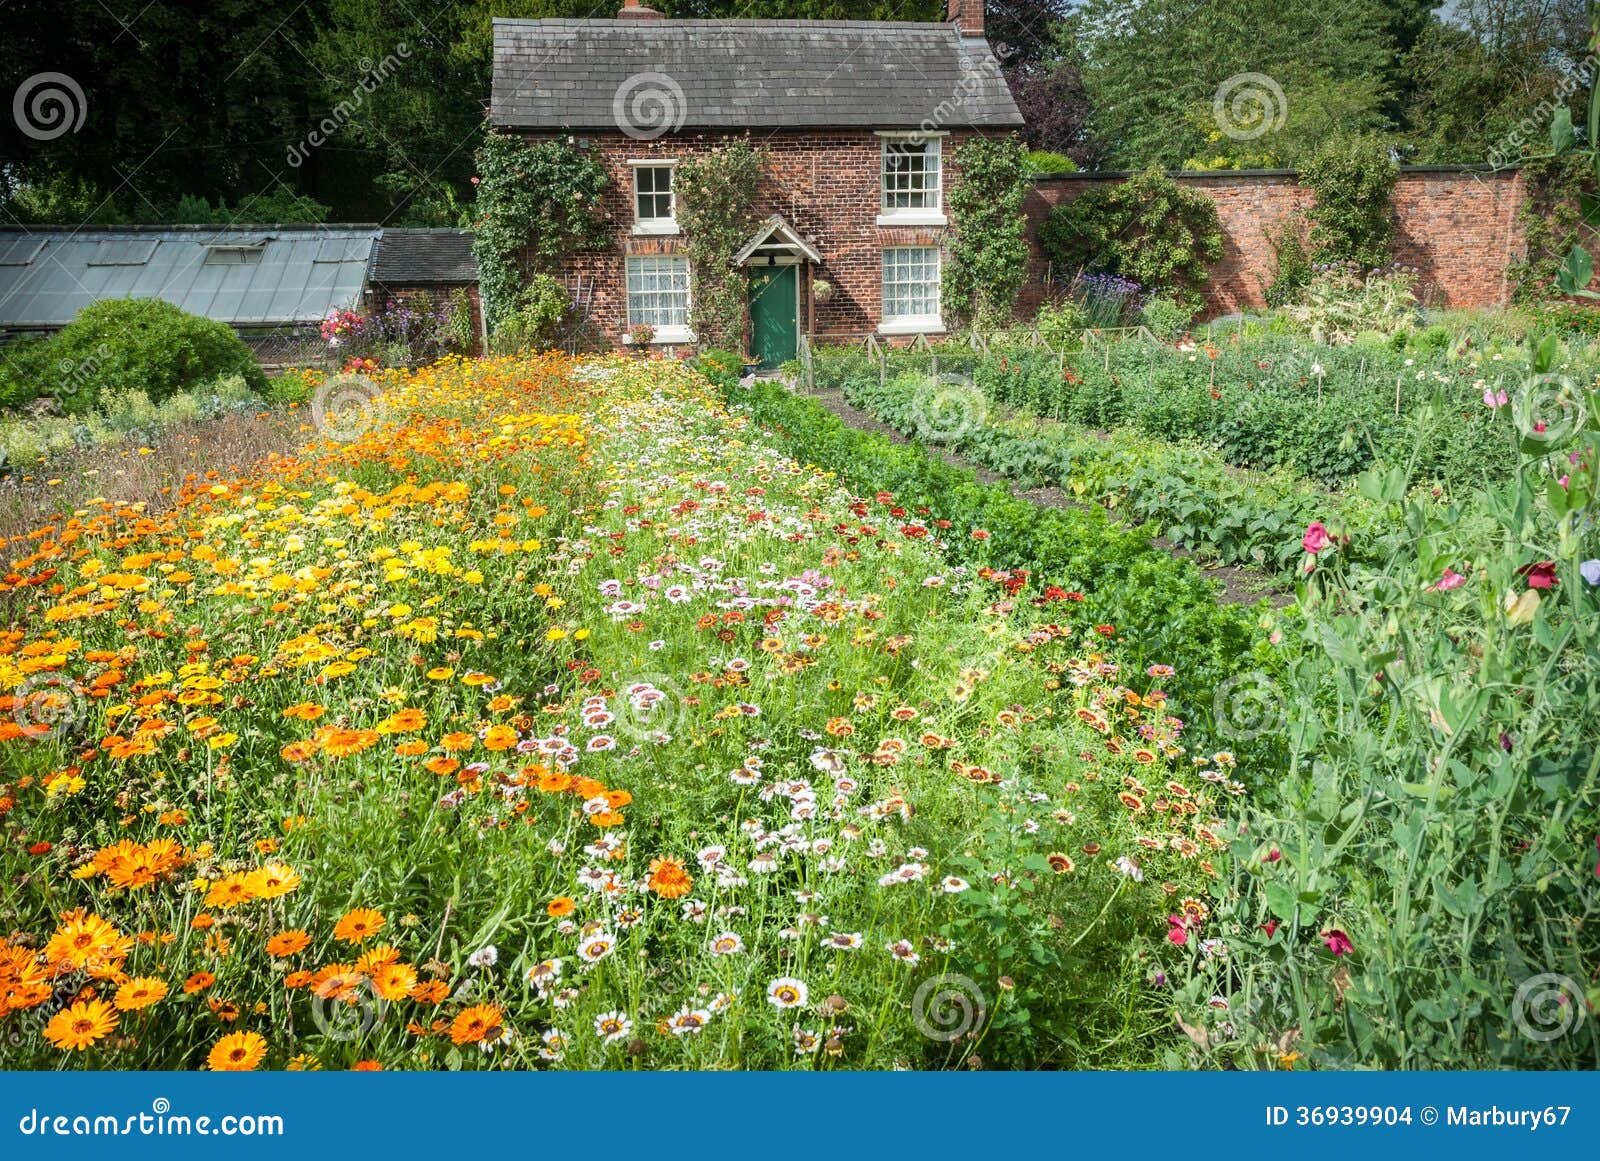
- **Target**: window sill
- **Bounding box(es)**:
[877,320,945,337]
[625,326,696,345]
[877,212,947,228]
[632,221,680,237]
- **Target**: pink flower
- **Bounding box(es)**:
[1517,560,1559,590]
[1482,387,1508,409]
[1302,522,1332,555]
[1321,929,1354,957]
[1166,917,1189,946]
[1264,847,1281,863]
[1432,567,1467,591]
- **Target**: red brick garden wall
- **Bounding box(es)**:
[1022,167,1527,319]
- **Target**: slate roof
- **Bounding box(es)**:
[370,228,477,284]
[0,225,379,331]
[491,19,1023,131]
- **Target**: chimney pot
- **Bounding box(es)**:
[619,0,665,19]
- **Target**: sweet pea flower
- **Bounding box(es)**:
[1482,387,1508,409]
[1432,567,1467,591]
[1321,929,1354,957]
[1302,522,1332,555]
[1581,559,1600,587]
[1517,560,1559,590]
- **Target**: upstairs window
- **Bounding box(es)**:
[632,163,677,234]
[879,135,943,224]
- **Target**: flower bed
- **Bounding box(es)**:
[0,355,1241,1070]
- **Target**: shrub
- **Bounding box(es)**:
[1025,150,1079,174]
[1281,262,1418,345]
[3,298,264,414]
[1039,166,1223,312]
[1034,299,1084,349]
[1264,213,1313,308]
[695,348,745,390]
[1140,293,1194,340]
[490,275,569,354]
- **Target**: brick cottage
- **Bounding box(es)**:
[490,0,1022,364]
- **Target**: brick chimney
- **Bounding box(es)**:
[618,0,664,19]
[947,0,984,36]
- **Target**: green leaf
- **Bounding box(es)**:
[1557,244,1594,296]
[1549,106,1576,154]
[1265,881,1299,921]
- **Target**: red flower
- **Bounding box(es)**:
[1261,920,1279,938]
[1321,929,1354,957]
[1094,624,1115,637]
[970,528,990,541]
[1166,917,1189,946]
[1302,522,1332,554]
[28,841,52,856]
[1517,560,1559,589]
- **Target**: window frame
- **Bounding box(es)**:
[630,160,678,236]
[879,245,944,335]
[877,131,947,227]
[624,254,694,344]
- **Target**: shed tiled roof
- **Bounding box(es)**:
[0,225,378,330]
[371,229,477,284]
[492,19,1022,131]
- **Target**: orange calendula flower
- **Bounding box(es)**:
[265,930,311,957]
[547,896,576,917]
[44,999,118,1050]
[646,857,693,899]
[113,977,169,1011]
[332,907,385,943]
[246,862,301,899]
[207,1030,268,1071]
[183,972,216,994]
[449,1003,503,1045]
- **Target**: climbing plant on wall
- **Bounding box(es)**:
[470,130,609,333]
[1299,131,1398,269]
[943,134,1031,329]
[674,140,765,350]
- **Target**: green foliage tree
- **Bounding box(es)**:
[943,136,1031,329]
[1037,166,1223,310]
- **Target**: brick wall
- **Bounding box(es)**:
[520,128,988,350]
[1023,167,1527,319]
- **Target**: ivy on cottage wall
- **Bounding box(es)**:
[674,141,765,350]
[943,135,1032,329]
[470,130,610,333]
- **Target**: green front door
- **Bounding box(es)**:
[748,264,798,369]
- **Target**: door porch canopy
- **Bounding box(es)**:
[732,215,822,267]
